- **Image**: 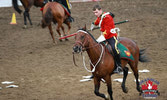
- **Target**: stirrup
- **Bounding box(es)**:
[113,66,122,73]
[67,16,74,22]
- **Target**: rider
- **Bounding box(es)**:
[90,5,122,73]
[43,0,74,22]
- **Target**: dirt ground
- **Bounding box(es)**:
[0,0,167,100]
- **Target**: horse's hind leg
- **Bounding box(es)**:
[60,26,68,41]
[93,77,107,99]
[121,66,129,93]
[23,8,32,28]
[26,11,32,26]
[65,22,71,35]
[48,24,56,43]
[129,62,141,92]
[56,22,63,42]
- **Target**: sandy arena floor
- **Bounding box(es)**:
[0,0,166,100]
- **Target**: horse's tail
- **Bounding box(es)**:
[41,7,53,28]
[139,49,150,62]
[12,0,22,14]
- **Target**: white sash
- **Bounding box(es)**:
[99,12,110,27]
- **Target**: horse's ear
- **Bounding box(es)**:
[83,24,87,30]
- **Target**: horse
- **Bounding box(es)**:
[12,0,44,28]
[41,2,71,43]
[73,26,149,100]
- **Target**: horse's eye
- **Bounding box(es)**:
[81,36,84,40]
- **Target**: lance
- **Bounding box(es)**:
[89,20,129,31]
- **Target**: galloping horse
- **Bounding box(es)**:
[41,2,71,43]
[12,0,44,28]
[73,26,149,100]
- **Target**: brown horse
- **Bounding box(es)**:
[12,0,44,28]
[73,26,149,100]
[41,2,71,43]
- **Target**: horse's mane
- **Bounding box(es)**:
[78,28,98,43]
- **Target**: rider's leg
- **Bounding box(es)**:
[61,0,74,22]
[43,0,48,5]
[106,36,122,73]
[53,0,62,3]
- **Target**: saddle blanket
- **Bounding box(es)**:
[97,35,134,61]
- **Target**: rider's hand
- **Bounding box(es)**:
[90,23,95,31]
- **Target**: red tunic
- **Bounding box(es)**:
[94,12,117,39]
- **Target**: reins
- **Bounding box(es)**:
[83,44,104,72]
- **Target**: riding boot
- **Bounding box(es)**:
[113,54,122,73]
[67,16,74,22]
[43,0,48,5]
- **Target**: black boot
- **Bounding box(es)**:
[114,54,122,73]
[43,0,48,5]
[67,16,74,22]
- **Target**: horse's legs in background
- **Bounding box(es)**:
[48,24,56,43]
[56,22,63,41]
[65,21,71,35]
[23,8,32,28]
[129,61,141,92]
[60,25,68,41]
[23,11,27,28]
[93,77,106,99]
[121,66,129,93]
[63,21,71,41]
[104,75,113,100]
[61,25,65,36]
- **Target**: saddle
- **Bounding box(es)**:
[101,40,134,61]
[60,4,70,16]
[40,3,70,16]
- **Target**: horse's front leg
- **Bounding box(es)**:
[104,75,113,100]
[23,11,27,28]
[93,77,106,99]
[65,21,71,35]
[129,62,141,92]
[23,9,32,28]
[121,66,129,93]
[56,22,63,42]
[60,26,68,41]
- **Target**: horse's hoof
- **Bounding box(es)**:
[59,39,63,42]
[53,41,57,44]
[139,92,142,96]
[122,87,128,93]
[104,94,111,100]
[137,87,141,92]
[29,25,33,28]
[23,25,27,29]
[157,91,160,95]
[65,38,69,41]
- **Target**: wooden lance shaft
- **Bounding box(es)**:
[91,20,129,31]
[59,33,77,40]
[59,20,129,40]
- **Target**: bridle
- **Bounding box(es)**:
[74,30,99,51]
[73,30,104,72]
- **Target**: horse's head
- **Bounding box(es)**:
[73,29,90,53]
[73,25,98,53]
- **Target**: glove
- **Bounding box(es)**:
[90,23,95,31]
